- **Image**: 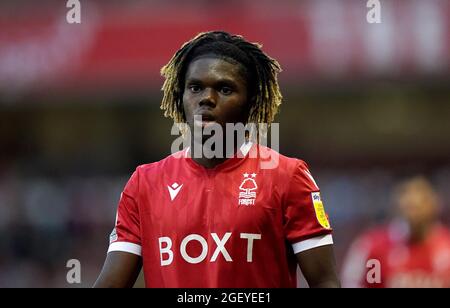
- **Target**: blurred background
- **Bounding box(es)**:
[0,0,449,287]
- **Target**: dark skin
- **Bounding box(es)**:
[94,252,142,288]
[94,57,340,288]
[183,56,251,168]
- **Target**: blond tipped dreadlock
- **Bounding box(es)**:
[160,31,282,136]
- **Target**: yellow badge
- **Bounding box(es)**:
[311,192,331,229]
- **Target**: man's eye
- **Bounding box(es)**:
[220,87,233,95]
[189,85,202,93]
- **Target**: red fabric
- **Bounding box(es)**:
[343,223,450,288]
[110,144,332,287]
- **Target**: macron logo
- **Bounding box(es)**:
[168,183,183,201]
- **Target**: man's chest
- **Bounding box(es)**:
[140,169,284,235]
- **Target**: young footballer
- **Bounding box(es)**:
[94,31,340,288]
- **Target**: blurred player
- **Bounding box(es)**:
[342,176,450,288]
[94,31,340,288]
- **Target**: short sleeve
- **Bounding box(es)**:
[107,168,142,256]
[283,160,333,254]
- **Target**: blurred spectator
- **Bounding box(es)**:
[341,176,450,288]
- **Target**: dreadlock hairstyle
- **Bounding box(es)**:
[160,31,282,138]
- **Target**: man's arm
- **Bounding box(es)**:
[93,251,142,288]
[296,244,341,288]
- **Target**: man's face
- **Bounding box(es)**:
[395,179,438,227]
[182,57,249,131]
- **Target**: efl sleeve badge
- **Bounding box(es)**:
[311,192,331,229]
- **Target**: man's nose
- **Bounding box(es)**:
[199,88,217,107]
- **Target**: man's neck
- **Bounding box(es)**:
[408,222,433,243]
[191,156,229,169]
[188,138,248,169]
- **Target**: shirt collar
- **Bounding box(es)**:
[184,141,254,174]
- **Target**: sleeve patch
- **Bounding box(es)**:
[311,192,331,229]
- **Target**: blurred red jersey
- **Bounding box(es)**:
[342,222,450,288]
[107,143,333,287]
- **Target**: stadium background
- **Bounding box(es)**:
[0,0,449,287]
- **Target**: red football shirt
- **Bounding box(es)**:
[342,222,450,288]
[108,143,333,287]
